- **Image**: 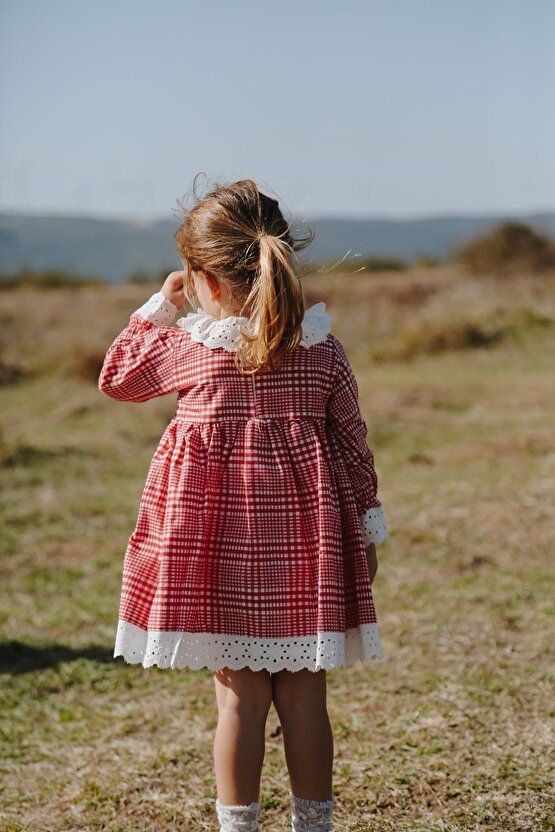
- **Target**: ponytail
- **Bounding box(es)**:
[174,177,314,374]
[235,232,305,374]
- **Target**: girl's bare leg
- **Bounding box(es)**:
[271,668,333,800]
[213,666,273,805]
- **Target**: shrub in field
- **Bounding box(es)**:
[451,221,555,276]
[0,269,106,289]
[126,269,153,285]
[71,349,108,382]
[0,359,26,385]
[359,256,408,272]
[55,342,108,382]
[388,305,553,360]
[412,255,440,268]
[126,265,181,285]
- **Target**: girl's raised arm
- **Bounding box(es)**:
[98,291,182,402]
[325,336,388,545]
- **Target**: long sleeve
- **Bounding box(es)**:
[98,292,181,402]
[325,336,388,545]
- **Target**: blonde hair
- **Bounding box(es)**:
[173,176,314,375]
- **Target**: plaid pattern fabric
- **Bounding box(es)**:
[99,309,387,662]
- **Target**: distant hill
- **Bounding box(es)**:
[1,211,554,283]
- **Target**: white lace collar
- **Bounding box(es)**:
[176,302,331,352]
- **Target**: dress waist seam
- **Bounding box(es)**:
[172,415,327,424]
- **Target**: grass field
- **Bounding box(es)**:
[1,265,553,831]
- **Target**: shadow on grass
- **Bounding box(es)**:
[0,640,114,674]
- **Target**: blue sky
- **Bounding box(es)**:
[1,0,554,221]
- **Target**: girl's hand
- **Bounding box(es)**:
[365,543,378,585]
[161,271,187,309]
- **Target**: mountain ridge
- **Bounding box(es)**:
[1,211,554,282]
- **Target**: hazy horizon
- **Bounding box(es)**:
[2,207,555,224]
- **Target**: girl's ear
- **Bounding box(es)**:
[203,271,220,290]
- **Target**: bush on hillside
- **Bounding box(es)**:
[0,359,26,385]
[379,305,553,361]
[359,256,407,272]
[126,265,181,284]
[127,269,153,285]
[451,221,555,276]
[0,268,106,289]
[412,255,440,268]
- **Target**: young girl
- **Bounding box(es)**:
[98,178,388,832]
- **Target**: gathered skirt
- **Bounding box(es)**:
[113,415,385,672]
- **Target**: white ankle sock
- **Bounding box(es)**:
[290,792,334,831]
[215,798,261,831]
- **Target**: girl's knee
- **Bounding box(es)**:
[271,668,327,718]
[214,666,273,717]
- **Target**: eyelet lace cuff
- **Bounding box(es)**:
[361,506,388,545]
[290,793,334,831]
[134,291,178,325]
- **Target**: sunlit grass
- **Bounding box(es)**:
[1,267,553,830]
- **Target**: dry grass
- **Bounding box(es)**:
[0,266,553,831]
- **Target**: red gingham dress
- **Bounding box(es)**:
[98,293,388,672]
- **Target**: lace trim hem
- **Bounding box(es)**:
[113,619,384,671]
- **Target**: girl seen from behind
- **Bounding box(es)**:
[98,176,388,831]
